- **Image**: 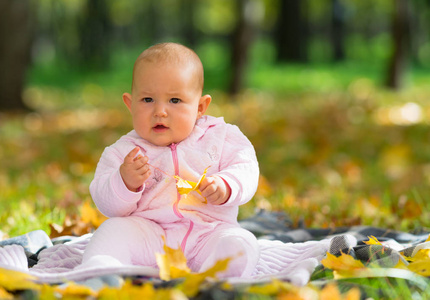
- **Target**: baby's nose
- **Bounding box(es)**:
[154,104,167,117]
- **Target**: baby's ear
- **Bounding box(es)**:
[198,94,211,118]
[123,93,133,112]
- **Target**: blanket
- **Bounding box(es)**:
[0,210,429,290]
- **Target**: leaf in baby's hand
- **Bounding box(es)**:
[155,237,191,281]
[174,166,209,203]
[175,178,195,195]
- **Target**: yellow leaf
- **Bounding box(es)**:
[80,201,108,228]
[247,279,297,296]
[180,257,231,297]
[98,281,156,299]
[408,259,430,276]
[0,287,13,299]
[363,236,382,246]
[409,249,430,262]
[320,283,341,300]
[363,236,386,254]
[425,234,430,242]
[174,167,209,202]
[39,284,57,300]
[0,268,40,291]
[54,282,96,298]
[175,177,196,195]
[155,237,191,281]
[345,287,361,300]
[321,252,366,277]
[320,283,360,300]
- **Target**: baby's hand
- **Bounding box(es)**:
[120,147,151,192]
[199,176,231,205]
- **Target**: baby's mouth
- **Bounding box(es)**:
[154,125,167,129]
[153,124,168,131]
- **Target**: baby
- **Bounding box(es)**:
[82,42,260,278]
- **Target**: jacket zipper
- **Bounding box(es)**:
[170,143,182,218]
[170,143,194,253]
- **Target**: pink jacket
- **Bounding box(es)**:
[90,115,259,229]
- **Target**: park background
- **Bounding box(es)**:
[1,0,430,239]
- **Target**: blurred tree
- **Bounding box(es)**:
[0,0,33,111]
[385,0,412,89]
[229,0,260,95]
[331,0,346,61]
[181,0,197,48]
[275,0,308,62]
[78,0,112,69]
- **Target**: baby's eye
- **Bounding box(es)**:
[170,98,181,104]
[142,97,153,103]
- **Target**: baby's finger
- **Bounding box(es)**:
[136,163,150,174]
[201,182,217,199]
[205,191,221,205]
[199,177,213,192]
[124,147,140,163]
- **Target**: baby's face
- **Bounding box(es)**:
[124,61,205,146]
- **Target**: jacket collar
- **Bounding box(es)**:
[125,115,224,149]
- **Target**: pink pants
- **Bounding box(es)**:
[82,216,260,278]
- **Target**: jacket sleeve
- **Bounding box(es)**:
[216,124,259,206]
[89,144,144,217]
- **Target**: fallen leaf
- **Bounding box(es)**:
[80,201,107,228]
[49,215,93,238]
[98,281,156,299]
[407,259,430,276]
[54,282,96,298]
[363,236,382,246]
[0,287,13,299]
[49,202,107,238]
[180,257,231,297]
[321,252,366,278]
[0,268,40,291]
[155,237,191,281]
[247,279,298,296]
[320,283,341,300]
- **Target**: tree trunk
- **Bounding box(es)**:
[385,0,411,90]
[229,0,259,95]
[181,0,197,48]
[331,0,346,62]
[275,0,308,62]
[0,0,33,111]
[79,0,111,70]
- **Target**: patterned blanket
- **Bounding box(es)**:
[0,210,429,291]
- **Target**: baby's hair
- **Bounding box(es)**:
[132,42,204,93]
